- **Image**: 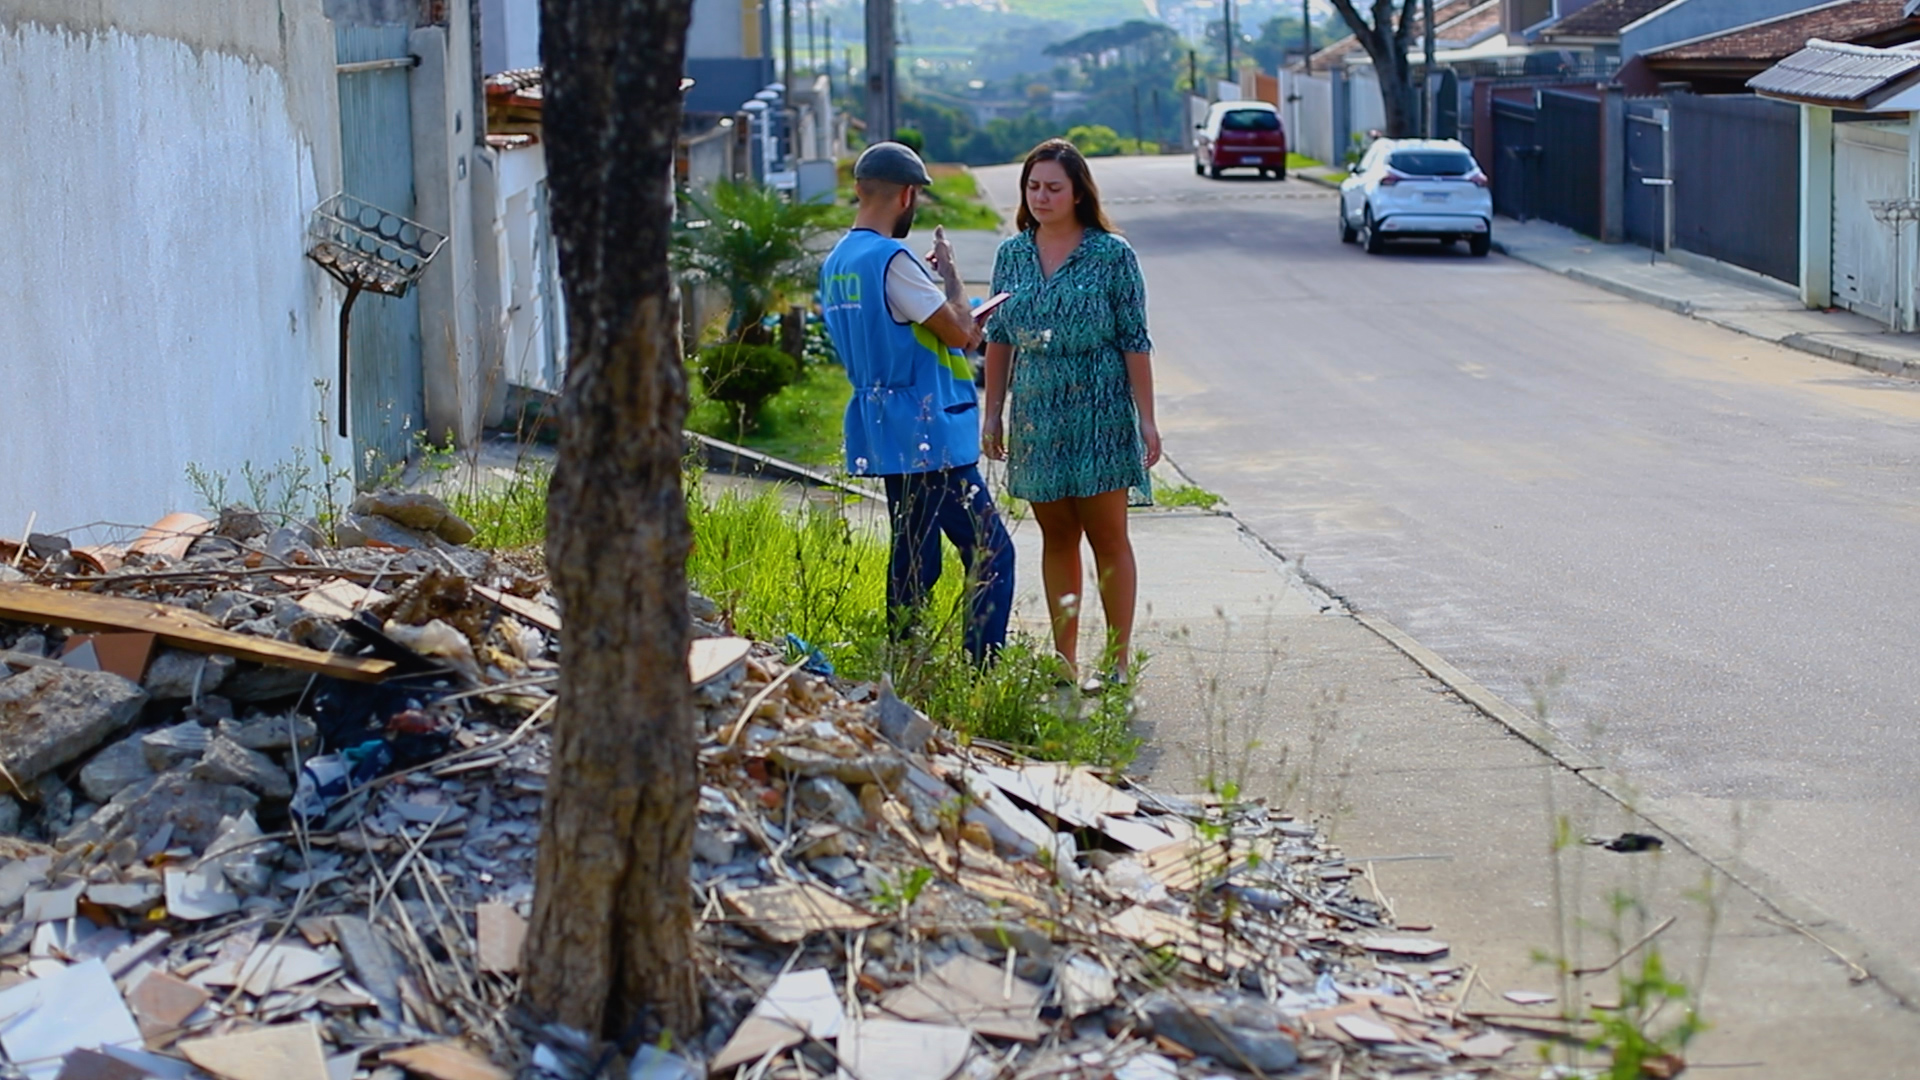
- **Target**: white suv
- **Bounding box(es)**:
[1338,138,1492,256]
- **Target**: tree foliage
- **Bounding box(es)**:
[674,180,836,344]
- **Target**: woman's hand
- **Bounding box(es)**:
[983,415,1008,461]
[1140,420,1162,468]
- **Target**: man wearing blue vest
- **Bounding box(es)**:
[819,142,1014,663]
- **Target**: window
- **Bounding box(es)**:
[1386,150,1475,176]
[1220,109,1280,132]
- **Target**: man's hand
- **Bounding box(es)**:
[928,225,964,296]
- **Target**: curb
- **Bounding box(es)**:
[1349,605,1920,1013]
[684,432,883,500]
[1491,239,1920,383]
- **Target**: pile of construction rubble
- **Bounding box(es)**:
[0,496,1521,1080]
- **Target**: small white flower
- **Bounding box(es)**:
[918,442,931,453]
[854,456,869,471]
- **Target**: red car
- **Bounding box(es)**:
[1195,100,1287,180]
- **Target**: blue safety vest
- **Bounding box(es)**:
[818,229,979,476]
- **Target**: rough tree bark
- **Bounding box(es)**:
[527,0,701,1043]
[1328,0,1420,137]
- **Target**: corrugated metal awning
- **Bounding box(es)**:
[1750,37,1920,108]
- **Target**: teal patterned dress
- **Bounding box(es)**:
[987,229,1154,505]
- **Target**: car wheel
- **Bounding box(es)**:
[1194,160,1204,176]
[1208,162,1222,179]
[1338,205,1358,244]
[1276,167,1288,181]
[1362,209,1386,254]
[1469,233,1491,257]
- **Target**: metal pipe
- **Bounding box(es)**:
[336,55,420,74]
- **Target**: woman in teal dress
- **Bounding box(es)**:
[982,138,1160,686]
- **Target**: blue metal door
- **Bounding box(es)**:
[335,25,424,480]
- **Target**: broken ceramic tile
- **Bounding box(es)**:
[876,953,1044,1041]
[382,1042,512,1080]
[180,1022,331,1080]
[475,901,526,974]
[834,1020,971,1080]
[712,967,847,1071]
[0,959,142,1080]
[163,867,239,921]
[1356,936,1449,959]
[21,880,86,923]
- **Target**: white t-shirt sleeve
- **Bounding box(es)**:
[883,249,949,324]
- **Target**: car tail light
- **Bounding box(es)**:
[1379,172,1402,186]
[1469,171,1489,188]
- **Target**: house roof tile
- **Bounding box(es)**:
[1748,36,1920,104]
[1649,0,1919,62]
[1540,0,1670,40]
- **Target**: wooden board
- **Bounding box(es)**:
[0,583,393,682]
[471,584,560,632]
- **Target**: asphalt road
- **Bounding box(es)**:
[976,154,1920,985]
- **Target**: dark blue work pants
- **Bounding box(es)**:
[881,465,1015,664]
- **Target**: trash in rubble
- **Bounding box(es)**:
[290,742,393,820]
[1591,831,1664,853]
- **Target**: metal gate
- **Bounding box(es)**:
[1833,122,1908,325]
[1670,93,1799,284]
[335,25,423,479]
[1536,90,1601,238]
[1490,98,1536,220]
[1624,104,1667,249]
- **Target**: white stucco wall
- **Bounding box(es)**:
[0,5,344,536]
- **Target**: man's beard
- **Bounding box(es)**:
[891,204,916,239]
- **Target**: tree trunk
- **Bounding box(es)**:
[527,0,702,1045]
[1330,0,1420,137]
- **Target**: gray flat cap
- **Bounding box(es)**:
[854,141,933,186]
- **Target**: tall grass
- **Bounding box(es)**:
[687,479,1138,766]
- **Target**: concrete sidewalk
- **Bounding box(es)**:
[999,469,1920,1077]
[1491,216,1920,381]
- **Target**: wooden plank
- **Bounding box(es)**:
[471,584,560,632]
[0,583,393,682]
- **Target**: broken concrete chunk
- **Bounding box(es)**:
[796,775,865,827]
[142,721,213,771]
[218,713,317,752]
[0,666,148,786]
[0,856,52,910]
[143,649,233,700]
[871,682,934,754]
[1140,992,1299,1073]
[94,770,259,852]
[335,513,440,551]
[191,735,293,800]
[79,734,157,803]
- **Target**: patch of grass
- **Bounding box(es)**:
[824,166,1002,232]
[687,363,852,467]
[445,458,552,550]
[1285,151,1321,171]
[1156,483,1223,511]
[686,479,1139,766]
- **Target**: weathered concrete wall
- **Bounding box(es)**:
[411,12,483,446]
[0,1,346,534]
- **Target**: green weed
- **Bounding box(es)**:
[445,458,553,551]
[688,363,853,468]
[1155,484,1223,511]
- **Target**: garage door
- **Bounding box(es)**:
[1832,122,1908,326]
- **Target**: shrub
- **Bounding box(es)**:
[694,343,800,434]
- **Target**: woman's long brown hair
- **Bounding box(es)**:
[1015,138,1117,234]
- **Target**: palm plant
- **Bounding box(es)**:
[674,180,837,346]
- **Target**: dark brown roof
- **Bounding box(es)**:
[1300,0,1486,68]
[1541,0,1669,40]
[1650,0,1920,62]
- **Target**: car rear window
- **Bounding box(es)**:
[1387,150,1475,176]
[1220,109,1280,132]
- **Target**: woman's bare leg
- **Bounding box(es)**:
[1076,489,1137,674]
[1029,498,1086,667]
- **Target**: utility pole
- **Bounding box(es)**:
[866,0,897,141]
[807,0,817,77]
[783,0,795,100]
[1132,83,1144,150]
[1302,0,1311,74]
[1423,0,1436,138]
[1223,0,1234,86]
[1189,48,1199,95]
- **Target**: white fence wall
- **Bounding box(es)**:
[1282,72,1334,165]
[0,3,346,534]
[1349,66,1387,144]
